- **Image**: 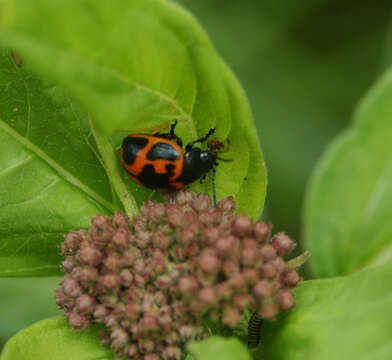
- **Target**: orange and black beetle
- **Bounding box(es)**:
[120,121,218,190]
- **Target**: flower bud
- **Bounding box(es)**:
[120,269,134,286]
[152,232,171,250]
[111,328,129,349]
[258,303,279,320]
[139,339,155,353]
[199,249,221,274]
[101,273,122,290]
[94,305,109,322]
[260,244,276,261]
[178,276,198,295]
[92,215,111,228]
[203,228,220,244]
[148,203,166,221]
[218,196,235,212]
[261,262,278,278]
[61,231,82,255]
[179,325,195,340]
[193,194,211,212]
[78,245,102,266]
[276,289,296,310]
[175,190,194,205]
[75,294,96,313]
[242,268,258,284]
[241,246,257,266]
[215,236,236,257]
[140,315,159,332]
[124,303,140,320]
[145,354,160,360]
[222,261,239,276]
[112,228,129,250]
[79,266,99,283]
[198,287,217,305]
[124,344,138,358]
[283,268,301,287]
[103,253,121,273]
[271,233,295,256]
[135,231,150,249]
[222,306,241,326]
[112,212,129,228]
[68,312,89,329]
[232,215,253,237]
[253,280,273,299]
[162,346,181,360]
[62,276,82,298]
[60,257,74,273]
[253,221,270,242]
[91,227,112,247]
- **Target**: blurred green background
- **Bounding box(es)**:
[1,0,392,353]
[179,0,392,241]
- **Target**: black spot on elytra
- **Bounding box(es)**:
[137,164,171,189]
[121,137,148,165]
[166,164,175,172]
[146,142,180,161]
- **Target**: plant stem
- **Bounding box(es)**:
[89,115,139,217]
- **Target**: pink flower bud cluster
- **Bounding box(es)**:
[55,191,300,359]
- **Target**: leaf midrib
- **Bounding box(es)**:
[0,118,116,213]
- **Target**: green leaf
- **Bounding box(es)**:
[259,261,392,360]
[0,49,115,277]
[188,336,251,360]
[0,0,266,218]
[0,277,60,341]
[304,68,392,278]
[0,317,116,360]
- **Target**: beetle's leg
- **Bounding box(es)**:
[154,120,183,147]
[199,173,207,184]
[185,128,216,151]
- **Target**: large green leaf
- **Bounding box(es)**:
[0,0,266,218]
[304,68,392,278]
[260,261,392,360]
[188,336,251,360]
[0,277,60,342]
[0,50,115,277]
[0,317,116,360]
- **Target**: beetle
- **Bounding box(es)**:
[120,121,220,191]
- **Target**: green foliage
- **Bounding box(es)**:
[0,0,266,278]
[304,68,392,278]
[187,336,251,360]
[0,50,113,277]
[259,261,392,360]
[0,317,116,360]
[0,0,391,359]
[0,0,266,220]
[0,277,60,343]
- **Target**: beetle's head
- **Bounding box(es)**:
[199,150,218,171]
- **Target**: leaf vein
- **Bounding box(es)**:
[0,118,116,213]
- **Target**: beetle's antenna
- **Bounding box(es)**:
[212,167,217,207]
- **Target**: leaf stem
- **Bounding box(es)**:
[89,116,139,217]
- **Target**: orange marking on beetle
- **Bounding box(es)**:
[121,135,184,182]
